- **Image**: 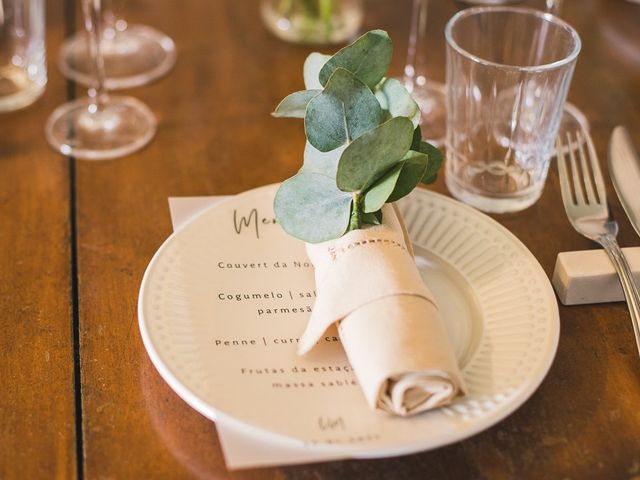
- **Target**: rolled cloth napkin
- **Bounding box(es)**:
[298,203,466,416]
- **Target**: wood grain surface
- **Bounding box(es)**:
[0,5,77,480]
[2,0,640,478]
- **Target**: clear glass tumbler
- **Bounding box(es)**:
[0,0,46,112]
[445,7,580,213]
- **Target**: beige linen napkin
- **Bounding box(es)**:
[299,204,466,416]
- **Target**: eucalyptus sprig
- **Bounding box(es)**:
[273,29,442,243]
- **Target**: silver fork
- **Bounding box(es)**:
[557,130,640,357]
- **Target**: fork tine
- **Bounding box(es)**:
[576,130,597,204]
[566,132,585,205]
[556,136,575,207]
[583,130,607,203]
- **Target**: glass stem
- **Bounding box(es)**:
[546,0,563,15]
[82,0,109,108]
[102,0,118,33]
[403,0,428,94]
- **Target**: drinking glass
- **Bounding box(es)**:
[0,0,46,112]
[461,0,588,138]
[45,0,155,160]
[57,0,176,90]
[445,7,580,213]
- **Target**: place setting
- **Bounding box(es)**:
[133,4,640,470]
[2,0,640,476]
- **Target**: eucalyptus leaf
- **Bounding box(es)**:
[305,68,382,152]
[319,30,392,89]
[361,211,382,225]
[419,141,443,184]
[272,29,445,241]
[273,90,321,118]
[387,150,429,202]
[274,170,352,243]
[303,52,331,90]
[411,125,422,151]
[303,141,345,178]
[336,116,414,192]
[362,162,403,212]
[374,78,421,127]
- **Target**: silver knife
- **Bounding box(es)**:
[609,125,640,238]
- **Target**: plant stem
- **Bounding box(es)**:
[349,192,362,230]
[319,0,333,38]
[277,0,294,16]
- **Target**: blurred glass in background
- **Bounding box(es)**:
[261,0,363,45]
[0,0,46,112]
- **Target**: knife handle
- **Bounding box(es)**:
[600,234,640,357]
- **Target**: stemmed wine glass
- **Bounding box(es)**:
[45,0,156,160]
[403,0,446,147]
[57,0,176,89]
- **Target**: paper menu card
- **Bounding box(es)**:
[169,196,352,469]
[162,188,464,469]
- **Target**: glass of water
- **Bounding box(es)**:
[0,0,46,112]
[445,7,580,213]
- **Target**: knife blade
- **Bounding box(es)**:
[609,125,640,238]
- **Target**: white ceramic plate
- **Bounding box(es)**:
[138,184,559,457]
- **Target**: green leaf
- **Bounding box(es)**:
[374,78,421,127]
[362,162,403,212]
[419,141,443,184]
[336,116,414,192]
[411,125,422,151]
[274,170,352,243]
[319,30,393,89]
[304,68,382,152]
[273,90,321,118]
[302,141,345,178]
[387,150,429,202]
[304,52,331,90]
[361,211,382,225]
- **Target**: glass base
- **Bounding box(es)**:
[58,24,176,90]
[445,168,545,214]
[444,102,588,213]
[0,65,46,112]
[409,79,446,148]
[45,95,156,160]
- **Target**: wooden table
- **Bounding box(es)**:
[1,0,639,478]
